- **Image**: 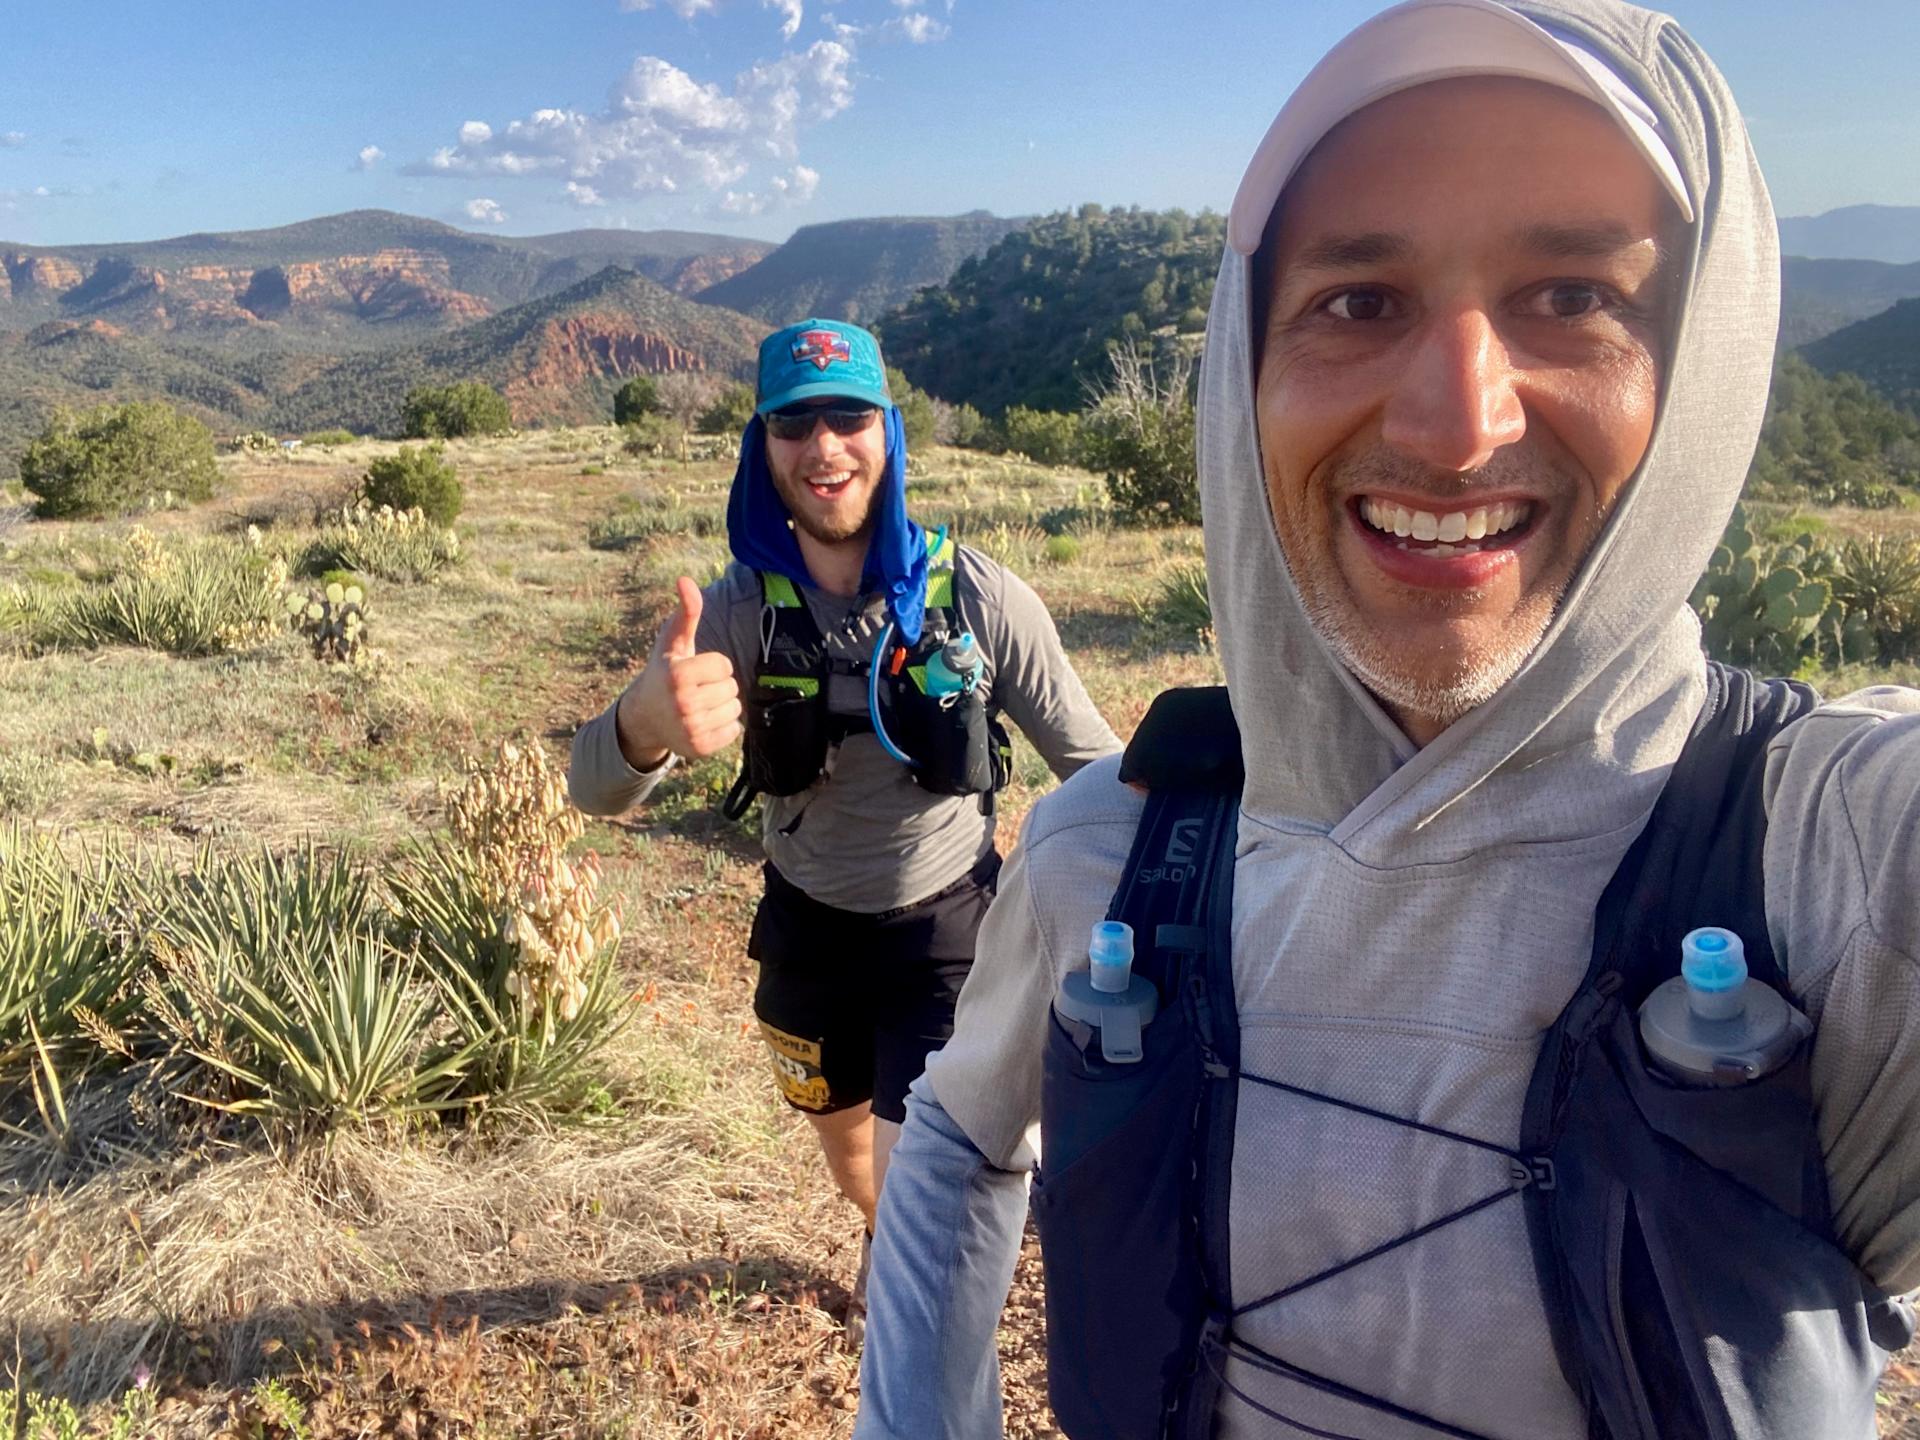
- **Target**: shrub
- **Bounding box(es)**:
[696,382,757,437]
[20,401,219,519]
[0,752,59,819]
[936,401,994,450]
[301,428,358,447]
[1151,561,1213,637]
[1000,407,1086,467]
[1043,534,1081,566]
[1082,344,1198,526]
[654,371,725,428]
[305,501,461,583]
[401,381,512,440]
[621,413,687,459]
[886,366,938,452]
[363,445,464,526]
[613,376,663,424]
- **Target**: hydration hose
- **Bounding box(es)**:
[868,621,917,766]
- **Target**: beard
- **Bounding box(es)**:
[1282,446,1586,731]
[768,455,882,546]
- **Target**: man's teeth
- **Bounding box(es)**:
[807,473,852,490]
[1359,497,1531,544]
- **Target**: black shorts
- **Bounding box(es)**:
[747,850,1001,1124]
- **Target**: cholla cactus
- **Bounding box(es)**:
[286,580,369,663]
[446,741,620,1020]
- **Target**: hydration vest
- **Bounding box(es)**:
[721,528,1013,820]
[1032,664,1913,1440]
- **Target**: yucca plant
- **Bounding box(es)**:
[0,825,148,1145]
[29,531,290,657]
[0,824,143,1083]
[177,931,473,1128]
[388,839,626,1121]
[1827,534,1920,663]
[304,501,460,584]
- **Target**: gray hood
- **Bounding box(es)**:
[1200,0,1779,857]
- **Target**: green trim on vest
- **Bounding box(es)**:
[762,572,803,609]
[759,674,819,696]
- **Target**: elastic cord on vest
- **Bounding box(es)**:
[867,621,915,766]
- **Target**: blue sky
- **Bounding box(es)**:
[1,0,1915,246]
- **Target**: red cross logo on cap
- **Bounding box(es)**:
[791,329,852,371]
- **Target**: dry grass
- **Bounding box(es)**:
[1,431,1909,1438]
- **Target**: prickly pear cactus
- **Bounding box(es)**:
[1691,507,1837,671]
[287,580,369,663]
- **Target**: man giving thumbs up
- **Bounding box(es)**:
[568,319,1118,1334]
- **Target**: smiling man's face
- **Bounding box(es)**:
[1257,76,1677,744]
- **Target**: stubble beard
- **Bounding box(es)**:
[1284,447,1578,732]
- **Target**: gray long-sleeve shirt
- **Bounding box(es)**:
[568,546,1120,913]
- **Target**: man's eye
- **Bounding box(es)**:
[1537,283,1610,319]
[1324,288,1390,321]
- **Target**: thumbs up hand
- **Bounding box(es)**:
[614,576,742,770]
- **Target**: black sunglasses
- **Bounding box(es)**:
[765,404,880,442]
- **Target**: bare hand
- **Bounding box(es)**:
[615,577,742,768]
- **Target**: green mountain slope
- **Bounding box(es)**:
[695,212,1025,324]
[1802,298,1920,414]
[874,206,1221,413]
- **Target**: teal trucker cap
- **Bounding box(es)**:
[755,318,892,414]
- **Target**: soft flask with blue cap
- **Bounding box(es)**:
[1637,927,1813,1087]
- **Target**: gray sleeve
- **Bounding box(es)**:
[564,575,744,819]
[1764,689,1920,1291]
[854,1079,1029,1440]
[967,553,1122,781]
[567,704,678,817]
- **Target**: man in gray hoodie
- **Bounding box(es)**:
[855,1,1920,1436]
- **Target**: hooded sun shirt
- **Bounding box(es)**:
[858,2,1920,1437]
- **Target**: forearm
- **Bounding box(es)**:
[856,1081,1030,1440]
[566,698,676,817]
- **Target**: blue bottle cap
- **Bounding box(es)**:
[1680,927,1747,993]
[1088,921,1134,993]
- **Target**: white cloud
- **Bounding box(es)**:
[886,11,948,41]
[465,197,508,224]
[719,162,818,215]
[0,132,25,149]
[409,42,851,213]
[766,0,802,39]
[566,181,606,207]
[618,0,720,15]
[354,145,385,170]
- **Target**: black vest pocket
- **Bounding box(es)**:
[1033,998,1204,1440]
[892,685,994,796]
[744,683,830,797]
[1544,1006,1886,1440]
